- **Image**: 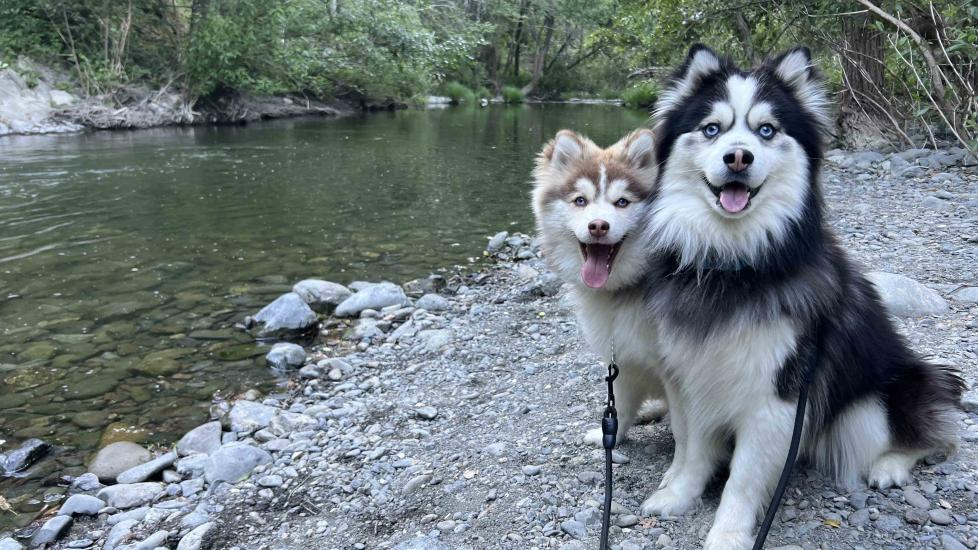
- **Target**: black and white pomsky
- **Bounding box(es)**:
[641,45,965,549]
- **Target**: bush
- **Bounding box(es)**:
[502,85,523,104]
[621,81,658,108]
[475,86,492,100]
[440,81,475,104]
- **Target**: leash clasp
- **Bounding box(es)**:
[602,362,619,449]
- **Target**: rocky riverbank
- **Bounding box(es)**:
[0,59,352,137]
[2,147,977,550]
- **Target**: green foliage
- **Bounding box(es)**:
[475,86,492,100]
[621,81,658,108]
[502,85,523,104]
[440,81,476,104]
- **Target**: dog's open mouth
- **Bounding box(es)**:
[704,177,762,214]
[579,240,622,289]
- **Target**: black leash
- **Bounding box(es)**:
[597,362,812,550]
[599,360,619,550]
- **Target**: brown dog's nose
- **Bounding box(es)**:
[588,219,610,238]
[723,148,754,172]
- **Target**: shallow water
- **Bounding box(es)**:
[0,104,648,529]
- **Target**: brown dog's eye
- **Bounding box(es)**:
[615,198,630,208]
[574,196,587,207]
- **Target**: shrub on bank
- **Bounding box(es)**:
[441,81,475,104]
[502,85,524,104]
[621,81,658,108]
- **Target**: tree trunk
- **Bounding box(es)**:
[509,0,530,81]
[522,12,554,97]
[840,12,886,115]
[729,9,757,65]
[189,0,209,36]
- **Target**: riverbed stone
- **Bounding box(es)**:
[88,442,152,482]
[866,272,949,317]
[334,282,408,317]
[58,494,105,516]
[487,231,508,252]
[204,443,271,484]
[265,342,306,369]
[97,482,164,509]
[393,535,450,550]
[253,292,318,336]
[176,522,214,550]
[176,421,222,456]
[2,438,50,474]
[229,400,278,432]
[69,472,103,493]
[105,519,138,550]
[415,293,449,311]
[31,515,72,546]
[292,279,351,313]
[268,411,318,436]
[950,286,978,304]
[116,451,177,484]
[0,537,22,550]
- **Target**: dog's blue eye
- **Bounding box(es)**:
[574,196,587,207]
[758,124,777,139]
[702,123,720,138]
[615,198,630,208]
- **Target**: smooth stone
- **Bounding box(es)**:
[334,282,408,317]
[31,515,72,546]
[265,342,306,370]
[0,538,21,550]
[175,454,209,478]
[616,514,639,528]
[560,519,586,539]
[69,472,103,493]
[848,508,870,526]
[89,442,152,482]
[415,294,449,312]
[522,465,541,476]
[929,508,953,525]
[393,535,450,550]
[176,421,222,456]
[950,286,978,304]
[257,474,283,488]
[416,329,452,353]
[107,507,149,525]
[176,522,214,550]
[126,530,169,550]
[402,474,431,495]
[105,519,138,550]
[415,406,438,420]
[204,443,271,484]
[97,482,164,509]
[942,534,969,550]
[268,411,317,436]
[487,231,508,252]
[922,196,950,211]
[253,292,318,336]
[229,400,278,433]
[292,279,351,313]
[904,488,930,509]
[2,438,50,474]
[116,451,177,484]
[58,494,105,516]
[867,272,949,317]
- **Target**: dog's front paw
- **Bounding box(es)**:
[639,487,698,517]
[867,454,912,489]
[703,528,753,550]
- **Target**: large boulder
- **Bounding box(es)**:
[229,400,278,433]
[88,442,152,483]
[204,444,271,484]
[253,292,318,336]
[292,279,351,313]
[867,272,949,317]
[334,282,408,317]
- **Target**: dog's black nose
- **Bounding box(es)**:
[588,219,610,238]
[723,148,753,172]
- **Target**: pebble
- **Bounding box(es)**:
[58,494,105,516]
[522,465,541,476]
[560,519,586,539]
[415,406,438,420]
[928,508,953,525]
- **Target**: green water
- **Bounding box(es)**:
[0,104,648,530]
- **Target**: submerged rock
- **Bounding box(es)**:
[253,292,318,336]
[867,272,949,317]
[334,282,408,317]
[88,442,152,482]
[2,438,50,474]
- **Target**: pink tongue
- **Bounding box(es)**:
[581,244,614,288]
[719,184,750,213]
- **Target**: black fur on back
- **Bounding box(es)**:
[646,45,965,452]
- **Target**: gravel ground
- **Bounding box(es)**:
[13,149,976,550]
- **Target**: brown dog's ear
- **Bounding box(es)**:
[621,128,654,170]
[545,130,584,170]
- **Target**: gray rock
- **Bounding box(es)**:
[229,400,278,432]
[177,421,222,456]
[522,465,541,476]
[89,442,152,482]
[69,472,103,493]
[253,292,318,336]
[351,318,385,340]
[97,483,163,509]
[950,286,978,304]
[415,294,449,312]
[31,515,72,546]
[0,538,22,550]
[107,507,149,525]
[616,514,639,528]
[180,477,205,496]
[180,510,210,530]
[896,148,932,161]
[487,231,509,252]
[875,513,902,531]
[105,519,138,550]
[204,443,271,484]
[393,535,450,550]
[2,438,50,474]
[257,474,283,487]
[125,530,169,550]
[58,494,105,516]
[403,474,431,494]
[904,488,930,509]
[292,279,351,313]
[928,508,952,525]
[415,406,438,420]
[417,329,452,353]
[560,519,586,539]
[848,508,870,526]
[898,165,927,178]
[962,388,978,413]
[268,411,318,436]
[941,534,969,550]
[176,522,214,550]
[922,196,951,211]
[867,272,949,317]
[265,342,306,369]
[116,451,176,484]
[175,454,209,478]
[334,282,408,317]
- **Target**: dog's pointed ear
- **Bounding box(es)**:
[654,44,722,122]
[621,129,655,170]
[680,44,721,83]
[544,130,585,170]
[770,46,830,130]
